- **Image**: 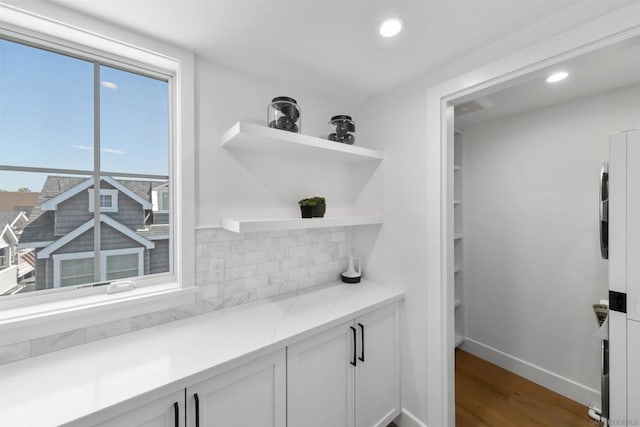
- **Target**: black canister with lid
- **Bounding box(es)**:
[268,96,301,133]
[328,115,355,145]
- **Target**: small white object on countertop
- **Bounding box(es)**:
[0,280,403,427]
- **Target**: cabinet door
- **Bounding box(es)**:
[91,390,184,427]
[287,322,355,427]
[186,349,285,427]
[628,320,640,425]
[354,303,400,427]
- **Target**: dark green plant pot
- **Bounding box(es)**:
[312,203,326,218]
[300,205,314,218]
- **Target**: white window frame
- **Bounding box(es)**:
[153,188,170,213]
[88,189,119,213]
[53,248,144,288]
[0,2,196,346]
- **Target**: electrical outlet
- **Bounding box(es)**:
[213,259,224,282]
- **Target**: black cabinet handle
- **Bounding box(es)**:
[350,326,357,366]
[194,393,200,427]
[173,401,179,427]
[358,323,365,362]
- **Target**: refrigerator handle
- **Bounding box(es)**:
[600,163,609,259]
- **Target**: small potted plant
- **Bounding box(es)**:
[312,196,326,217]
[298,198,317,218]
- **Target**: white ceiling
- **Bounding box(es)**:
[455,34,640,127]
[41,0,604,104]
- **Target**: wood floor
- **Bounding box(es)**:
[455,350,596,427]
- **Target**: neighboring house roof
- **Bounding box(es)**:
[19,176,168,250]
[37,214,155,259]
[40,176,152,211]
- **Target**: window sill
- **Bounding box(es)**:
[0,283,198,346]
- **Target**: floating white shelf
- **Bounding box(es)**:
[454,233,463,240]
[454,164,461,171]
[455,299,462,308]
[221,216,384,233]
[221,121,384,164]
[455,335,465,347]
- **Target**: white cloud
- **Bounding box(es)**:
[71,145,127,155]
[100,81,118,90]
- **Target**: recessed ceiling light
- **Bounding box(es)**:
[379,17,404,38]
[546,71,569,83]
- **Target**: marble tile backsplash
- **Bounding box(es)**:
[0,227,354,365]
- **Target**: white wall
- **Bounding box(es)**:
[459,83,640,405]
[195,59,360,226]
[353,4,638,425]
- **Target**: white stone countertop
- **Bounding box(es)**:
[0,280,403,427]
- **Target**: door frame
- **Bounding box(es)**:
[425,4,640,426]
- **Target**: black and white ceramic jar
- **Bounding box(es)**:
[328,115,355,145]
[268,96,301,133]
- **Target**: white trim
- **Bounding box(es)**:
[17,241,54,249]
[37,214,154,259]
[0,224,18,245]
[41,177,152,211]
[395,408,428,427]
[88,188,118,213]
[9,211,28,228]
[52,247,145,288]
[103,176,152,209]
[425,4,640,426]
[40,178,94,211]
[101,214,155,249]
[461,338,600,407]
[37,218,94,259]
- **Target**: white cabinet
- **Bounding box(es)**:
[627,320,640,425]
[287,322,355,427]
[287,303,400,427]
[354,304,400,427]
[186,349,286,427]
[90,391,184,427]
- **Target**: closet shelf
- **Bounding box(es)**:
[454,233,464,240]
[454,200,462,206]
[454,164,461,171]
[454,266,462,273]
[455,299,462,308]
[221,121,384,163]
[221,216,384,233]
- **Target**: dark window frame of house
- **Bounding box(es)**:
[0,33,175,299]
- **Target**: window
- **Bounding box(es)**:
[88,189,119,212]
[59,257,94,287]
[0,36,171,297]
[0,4,194,343]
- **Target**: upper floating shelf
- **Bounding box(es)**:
[221,121,384,163]
[221,216,384,233]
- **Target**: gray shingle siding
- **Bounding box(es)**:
[52,224,144,255]
[53,183,145,235]
[149,239,169,275]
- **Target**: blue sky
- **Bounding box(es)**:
[0,38,169,192]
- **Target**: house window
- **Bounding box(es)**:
[0,35,172,297]
[59,257,94,287]
[106,253,139,280]
[88,189,119,213]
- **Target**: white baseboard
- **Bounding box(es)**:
[394,408,428,427]
[460,337,600,408]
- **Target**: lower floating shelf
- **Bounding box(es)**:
[221,215,384,233]
[455,335,465,348]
